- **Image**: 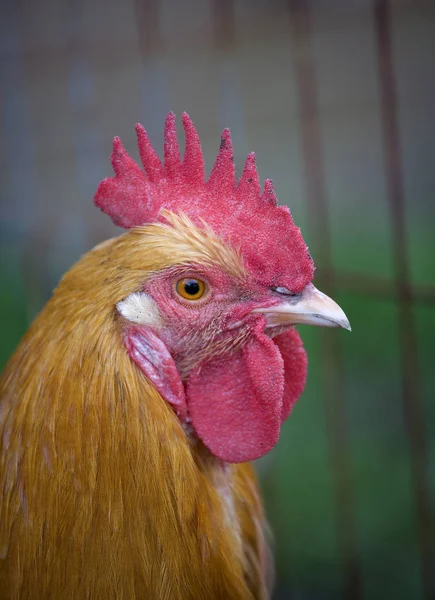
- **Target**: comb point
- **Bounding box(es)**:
[164,111,181,178]
[111,136,142,177]
[207,128,235,193]
[261,178,278,206]
[182,112,205,185]
[135,122,164,182]
[237,152,260,199]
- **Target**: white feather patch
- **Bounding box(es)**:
[117,292,163,327]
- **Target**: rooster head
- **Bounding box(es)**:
[94,113,350,463]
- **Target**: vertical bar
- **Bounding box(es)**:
[374,2,435,598]
[212,0,245,144]
[133,0,169,148]
[213,0,235,51]
[287,2,362,598]
[134,0,161,57]
[66,0,100,252]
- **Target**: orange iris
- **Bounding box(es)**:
[176,278,206,301]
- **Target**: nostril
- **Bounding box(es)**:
[272,287,301,298]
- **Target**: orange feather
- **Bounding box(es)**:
[0,225,271,599]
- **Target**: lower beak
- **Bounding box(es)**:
[253,283,351,331]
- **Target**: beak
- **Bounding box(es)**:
[253,283,351,331]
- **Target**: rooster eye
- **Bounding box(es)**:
[176,278,207,301]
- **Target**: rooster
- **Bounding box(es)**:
[0,113,350,599]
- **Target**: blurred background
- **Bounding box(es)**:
[1,0,434,598]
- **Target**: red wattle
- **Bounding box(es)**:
[127,325,308,464]
[186,326,285,463]
[274,328,308,422]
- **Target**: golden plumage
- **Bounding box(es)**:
[0,218,270,599]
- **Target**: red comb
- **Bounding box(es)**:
[94,112,314,292]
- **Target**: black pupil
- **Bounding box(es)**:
[184,280,200,296]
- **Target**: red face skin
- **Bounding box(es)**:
[145,266,271,374]
[124,264,308,464]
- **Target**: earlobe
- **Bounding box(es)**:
[117,292,163,327]
[125,328,187,421]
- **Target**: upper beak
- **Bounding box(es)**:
[252,283,351,331]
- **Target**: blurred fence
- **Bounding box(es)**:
[1,1,434,598]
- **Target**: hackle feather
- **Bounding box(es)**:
[0,222,270,600]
